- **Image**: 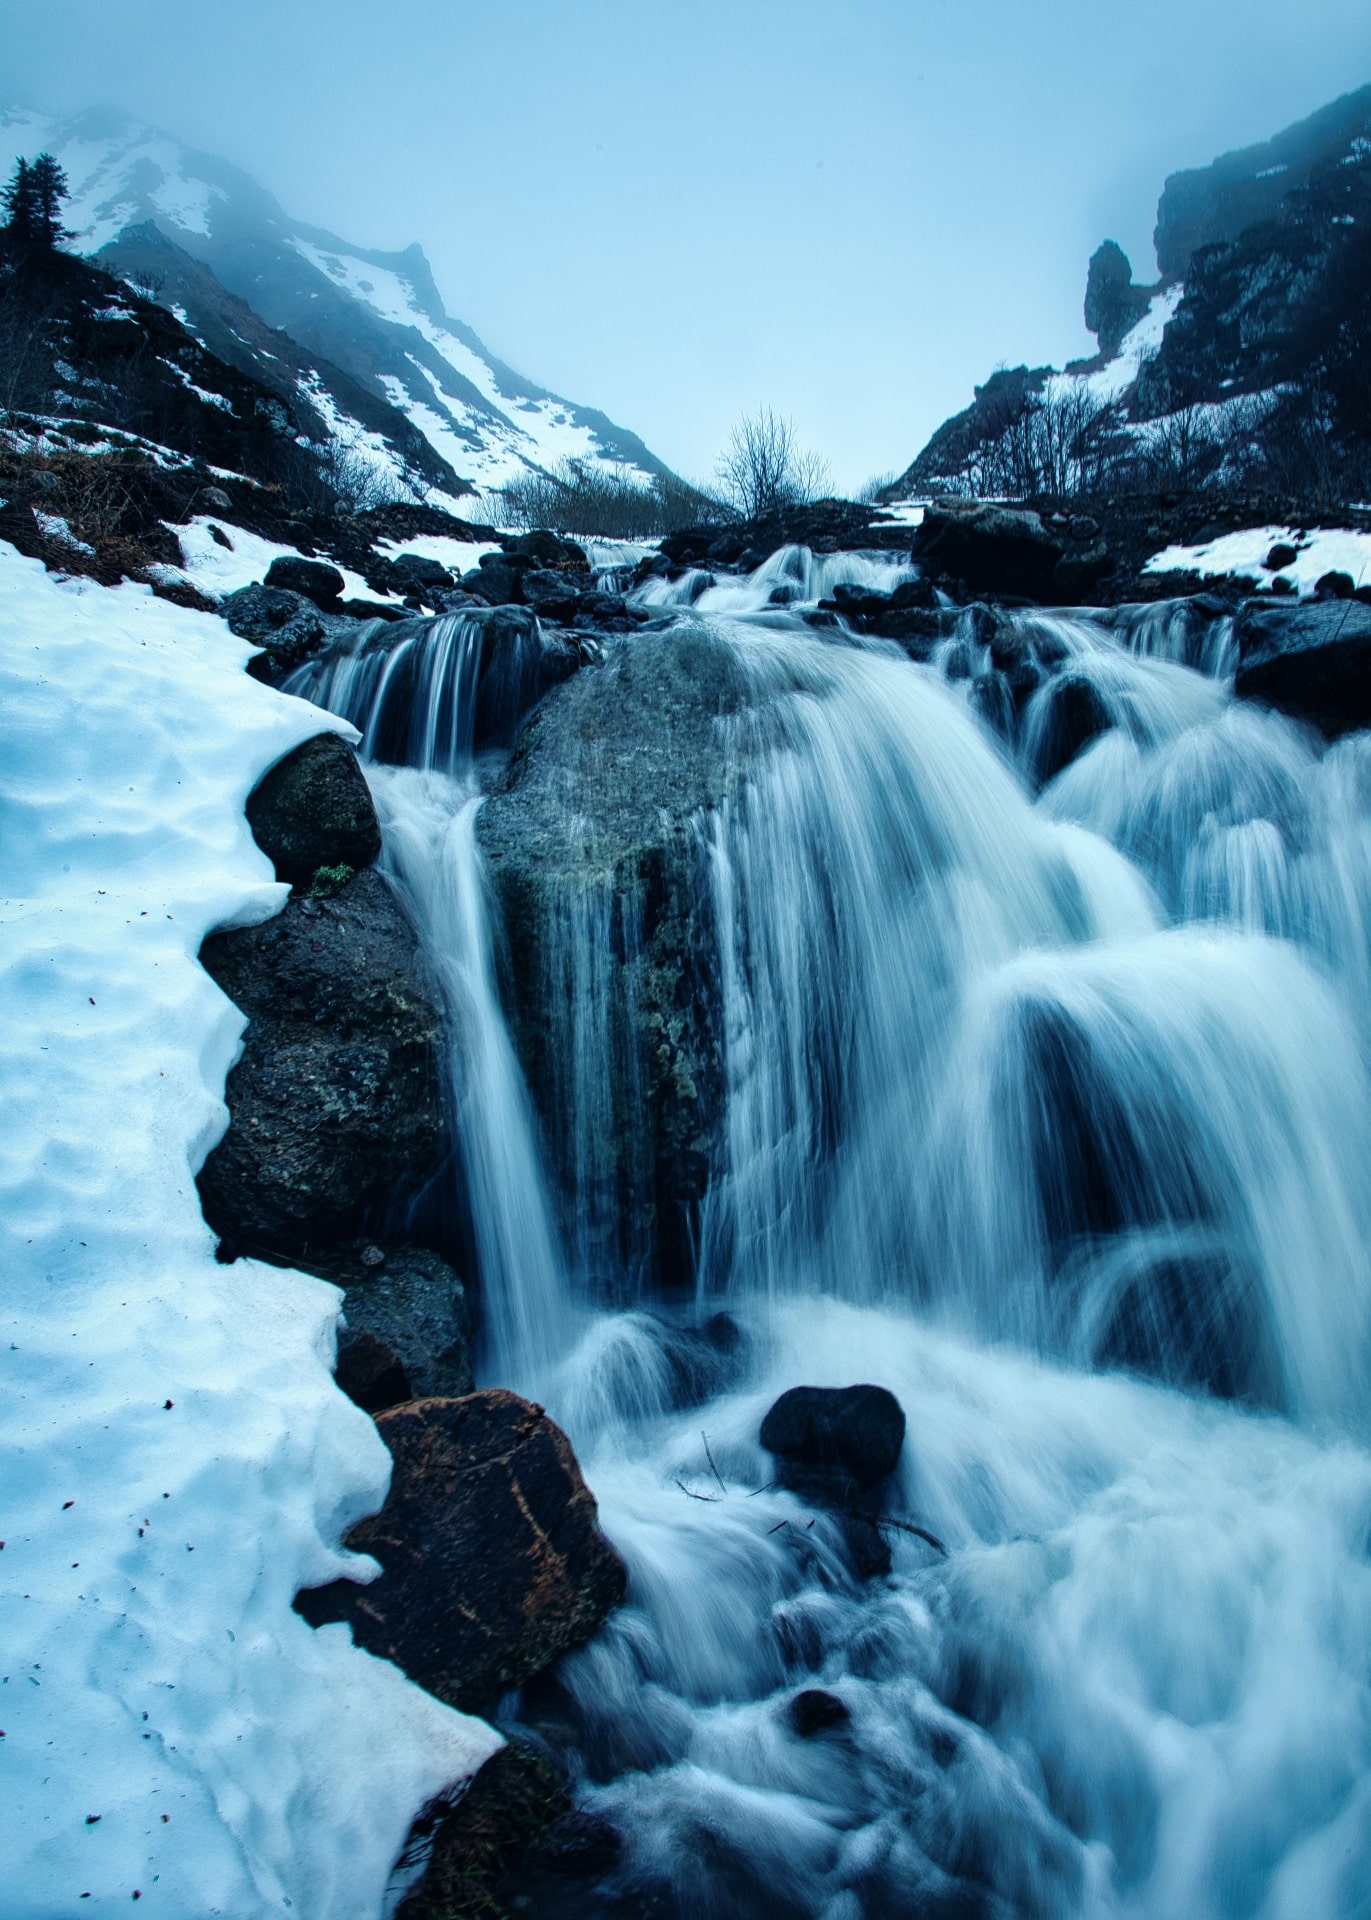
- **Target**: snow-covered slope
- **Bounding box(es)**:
[0,545,500,1916]
[0,105,670,503]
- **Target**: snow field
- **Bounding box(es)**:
[0,546,500,1917]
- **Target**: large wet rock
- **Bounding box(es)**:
[198,869,447,1262]
[478,625,749,1290]
[1234,597,1371,736]
[245,732,382,889]
[330,1244,474,1413]
[761,1384,907,1496]
[300,1390,626,1712]
[912,502,1113,603]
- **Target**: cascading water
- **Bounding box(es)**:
[295,549,1371,1918]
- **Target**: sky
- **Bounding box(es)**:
[3,0,1370,490]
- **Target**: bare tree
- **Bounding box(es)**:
[715,407,831,519]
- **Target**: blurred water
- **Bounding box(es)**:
[296,549,1371,1918]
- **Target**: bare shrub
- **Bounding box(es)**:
[715,408,832,519]
[498,458,715,539]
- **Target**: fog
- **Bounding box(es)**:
[5,0,1369,487]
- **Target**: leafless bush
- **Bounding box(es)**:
[499,458,715,539]
[855,469,901,504]
[715,408,833,519]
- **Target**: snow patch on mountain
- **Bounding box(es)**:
[0,543,501,1916]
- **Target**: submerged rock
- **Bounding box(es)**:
[245,732,382,889]
[299,1390,626,1712]
[1028,673,1115,785]
[788,1688,852,1737]
[760,1383,907,1494]
[197,869,447,1262]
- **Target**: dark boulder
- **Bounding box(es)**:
[245,732,382,889]
[506,529,591,572]
[760,1384,907,1494]
[823,583,894,620]
[477,626,750,1290]
[364,553,457,605]
[1090,1247,1285,1408]
[264,555,346,607]
[1053,543,1115,601]
[521,567,585,620]
[330,1244,474,1412]
[400,1742,620,1920]
[461,555,525,606]
[299,1391,626,1712]
[223,583,338,681]
[1234,597,1371,736]
[1265,542,1300,572]
[1315,570,1356,600]
[913,502,1067,601]
[391,552,457,590]
[197,869,447,1262]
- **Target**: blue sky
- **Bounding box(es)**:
[4,0,1370,488]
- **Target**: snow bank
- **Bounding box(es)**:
[371,532,499,572]
[0,545,501,1917]
[1145,524,1371,596]
[163,517,401,607]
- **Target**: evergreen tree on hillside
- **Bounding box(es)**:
[30,154,70,248]
[2,153,70,250]
[2,158,39,245]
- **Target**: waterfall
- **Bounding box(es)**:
[287,613,576,1389]
[292,552,1371,1919]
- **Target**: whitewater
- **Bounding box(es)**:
[293,544,1371,1917]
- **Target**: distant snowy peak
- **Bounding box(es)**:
[0,104,671,502]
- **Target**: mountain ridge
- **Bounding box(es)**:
[0,103,674,506]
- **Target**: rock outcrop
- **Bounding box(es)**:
[299,1391,626,1712]
[1084,241,1152,358]
[197,869,447,1261]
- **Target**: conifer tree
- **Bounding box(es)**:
[1,157,40,245]
[30,154,70,248]
[2,154,69,250]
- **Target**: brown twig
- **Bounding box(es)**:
[674,1478,718,1504]
[870,1515,948,1555]
[701,1431,728,1497]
